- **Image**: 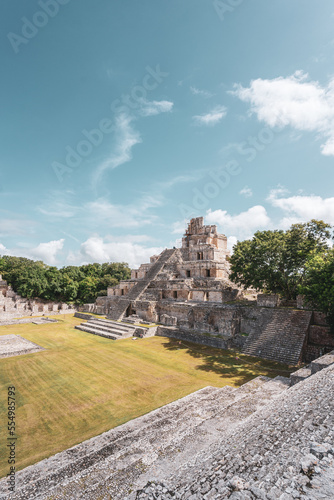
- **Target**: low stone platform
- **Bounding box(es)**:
[0,335,44,359]
[75,317,147,340]
[0,317,57,327]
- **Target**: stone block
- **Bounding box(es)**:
[192,291,205,301]
[290,367,311,386]
[257,294,280,308]
[311,351,334,374]
[208,291,222,303]
[160,314,178,326]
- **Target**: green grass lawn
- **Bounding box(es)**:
[0,315,294,477]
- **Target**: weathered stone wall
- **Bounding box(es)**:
[304,344,333,362]
[309,325,334,347]
[157,301,241,337]
[133,299,159,323]
[156,325,247,350]
[0,280,76,320]
[156,326,230,349]
[257,294,280,308]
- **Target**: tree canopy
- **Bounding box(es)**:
[299,248,334,329]
[229,220,332,300]
[0,256,130,304]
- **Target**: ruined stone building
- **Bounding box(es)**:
[86,217,333,365]
[0,274,75,321]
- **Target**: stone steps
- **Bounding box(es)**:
[87,319,138,336]
[148,377,291,485]
[74,318,146,341]
[84,322,125,336]
[290,350,334,386]
[137,363,334,500]
[242,310,312,364]
[4,376,290,499]
[290,367,312,386]
[311,350,334,374]
[74,324,120,340]
[108,249,177,320]
[88,318,137,331]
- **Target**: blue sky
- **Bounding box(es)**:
[1,0,334,268]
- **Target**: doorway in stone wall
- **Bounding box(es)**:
[125,304,136,317]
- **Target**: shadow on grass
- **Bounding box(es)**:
[160,337,294,386]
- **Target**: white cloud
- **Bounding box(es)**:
[93,113,141,185]
[0,239,64,266]
[193,106,227,126]
[231,71,334,155]
[85,196,160,228]
[92,100,173,185]
[139,99,173,117]
[227,236,238,252]
[239,186,253,198]
[37,190,80,219]
[268,190,334,225]
[156,173,204,191]
[172,219,187,234]
[70,236,164,268]
[0,218,35,237]
[190,86,214,98]
[29,239,65,265]
[206,206,271,239]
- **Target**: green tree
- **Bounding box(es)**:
[0,255,130,304]
[300,249,334,330]
[101,262,131,281]
[229,220,332,300]
[77,276,100,303]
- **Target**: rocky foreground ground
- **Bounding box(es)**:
[1,359,333,499]
[133,364,334,500]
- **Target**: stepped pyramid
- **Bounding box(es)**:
[104,217,243,323]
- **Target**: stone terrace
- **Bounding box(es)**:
[134,360,334,499]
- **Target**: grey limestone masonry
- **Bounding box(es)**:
[133,363,334,500]
[256,294,280,308]
[0,334,44,358]
[0,275,76,321]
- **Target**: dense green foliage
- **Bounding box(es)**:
[230,220,332,300]
[300,249,334,329]
[0,256,130,304]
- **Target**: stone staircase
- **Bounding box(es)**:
[108,249,177,321]
[3,375,290,499]
[75,318,146,340]
[290,350,334,385]
[242,309,312,364]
